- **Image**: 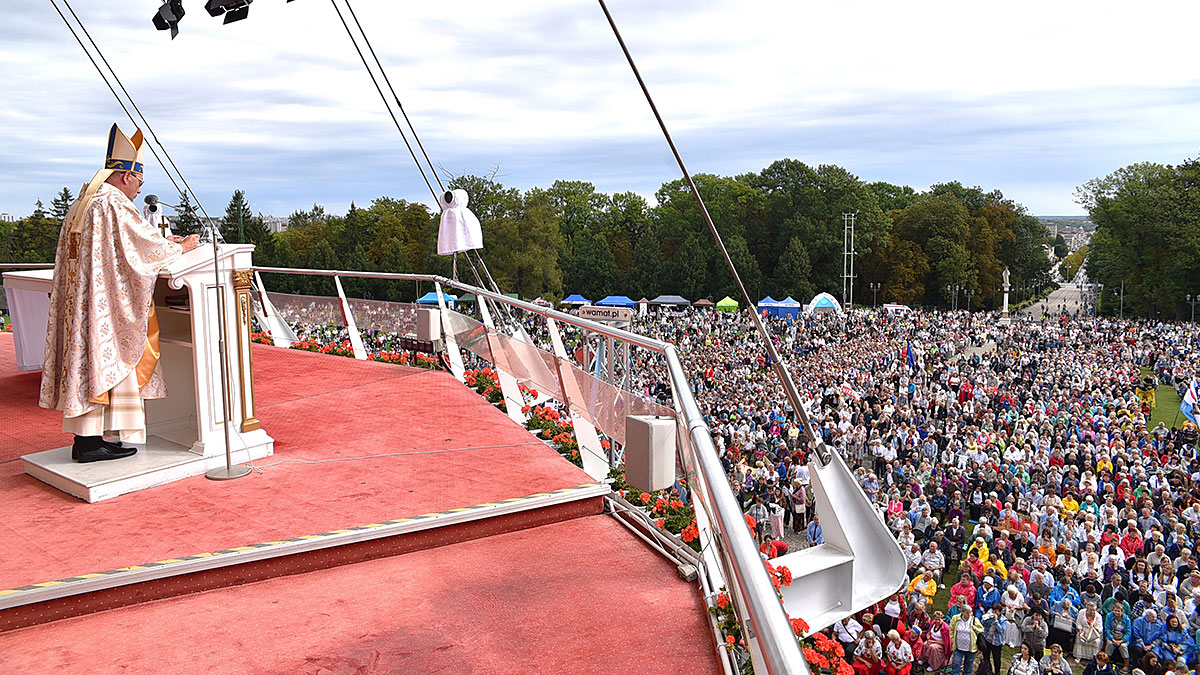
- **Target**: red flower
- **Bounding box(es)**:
[778,565,793,586]
[725,635,735,645]
[600,440,611,450]
[716,592,729,610]
[802,647,829,670]
[681,519,699,542]
[639,492,651,504]
[655,518,665,528]
[790,616,809,636]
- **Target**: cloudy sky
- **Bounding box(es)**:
[2,1,1198,219]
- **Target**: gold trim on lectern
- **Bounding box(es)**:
[232,270,261,433]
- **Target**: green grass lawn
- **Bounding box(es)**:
[1142,367,1185,429]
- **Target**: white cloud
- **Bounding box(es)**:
[1,0,1199,218]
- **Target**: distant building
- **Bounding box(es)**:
[264,216,288,234]
[0,213,14,223]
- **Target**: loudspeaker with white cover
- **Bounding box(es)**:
[416,307,441,341]
[624,415,676,493]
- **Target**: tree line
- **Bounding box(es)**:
[1,159,1056,308]
[1077,157,1200,319]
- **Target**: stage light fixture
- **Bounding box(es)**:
[223,5,251,24]
[151,0,186,39]
[154,1,296,38]
[205,0,253,23]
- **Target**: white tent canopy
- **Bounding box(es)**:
[804,292,844,315]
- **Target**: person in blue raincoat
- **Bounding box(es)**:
[1050,578,1082,608]
[1130,609,1165,665]
[1155,615,1193,665]
[975,576,1001,618]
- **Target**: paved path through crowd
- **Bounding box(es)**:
[1019,283,1086,318]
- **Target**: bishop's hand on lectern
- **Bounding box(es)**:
[38,123,200,464]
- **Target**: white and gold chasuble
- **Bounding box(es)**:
[39,182,183,440]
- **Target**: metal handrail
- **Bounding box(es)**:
[253,267,668,353]
[252,265,808,674]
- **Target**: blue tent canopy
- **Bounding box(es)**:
[596,295,636,308]
[562,294,590,305]
[774,296,802,318]
[758,295,798,318]
[416,291,457,305]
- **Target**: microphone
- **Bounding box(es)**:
[142,194,176,233]
[144,194,182,210]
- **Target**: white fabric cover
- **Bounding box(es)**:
[5,284,51,372]
[437,189,483,255]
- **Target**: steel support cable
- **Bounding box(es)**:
[333,1,526,335]
[597,2,813,674]
[594,0,823,458]
[57,0,216,221]
[341,0,445,194]
[329,0,439,204]
[49,0,191,213]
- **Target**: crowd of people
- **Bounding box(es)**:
[259,286,1200,675]
[629,301,1200,675]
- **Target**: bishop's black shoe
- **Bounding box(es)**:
[71,435,138,463]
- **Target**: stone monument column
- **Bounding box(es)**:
[1001,267,1011,319]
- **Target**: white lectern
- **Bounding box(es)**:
[23,244,274,502]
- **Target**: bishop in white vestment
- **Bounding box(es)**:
[39,124,199,462]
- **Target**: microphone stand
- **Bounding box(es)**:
[202,221,251,480]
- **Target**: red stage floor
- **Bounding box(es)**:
[0,334,593,590]
[0,515,722,674]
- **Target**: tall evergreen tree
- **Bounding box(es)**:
[244,215,272,246]
[773,237,814,302]
[222,190,254,243]
[171,193,204,236]
[1053,234,1068,259]
[50,187,74,222]
[627,229,663,300]
[564,227,618,301]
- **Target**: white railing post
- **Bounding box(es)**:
[476,297,528,425]
[333,275,367,360]
[434,281,466,381]
[252,271,296,348]
[546,317,608,481]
